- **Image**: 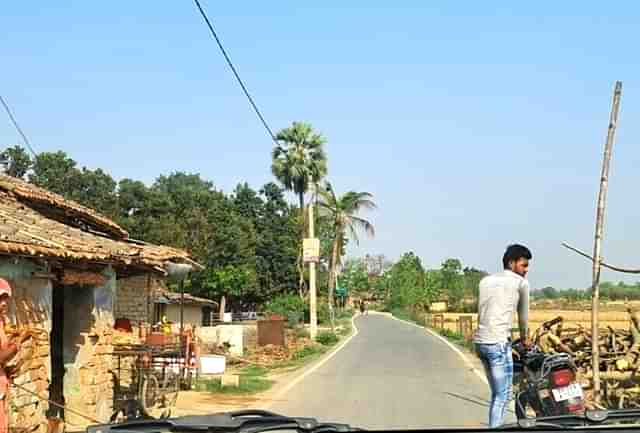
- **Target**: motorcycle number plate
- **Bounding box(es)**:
[552,383,583,402]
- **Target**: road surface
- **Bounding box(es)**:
[270,314,506,430]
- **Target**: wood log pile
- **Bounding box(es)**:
[535,309,640,409]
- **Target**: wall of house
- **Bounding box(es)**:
[63,267,116,427]
[114,274,163,324]
[0,257,52,433]
[165,304,203,327]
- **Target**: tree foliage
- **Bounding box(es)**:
[382,252,487,313]
[0,145,32,178]
[271,121,328,210]
[387,252,427,309]
[339,259,370,295]
[317,182,376,307]
[1,145,303,310]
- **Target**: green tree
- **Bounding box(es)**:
[340,258,370,296]
[29,151,80,197]
[462,266,488,300]
[424,269,443,303]
[440,258,464,309]
[387,252,427,310]
[232,182,299,303]
[74,167,118,218]
[0,145,32,178]
[539,286,559,299]
[29,150,119,218]
[317,182,376,309]
[271,122,328,211]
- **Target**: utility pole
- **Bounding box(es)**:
[591,81,623,402]
[308,182,318,340]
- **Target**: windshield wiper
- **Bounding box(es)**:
[86,410,362,433]
[502,409,640,429]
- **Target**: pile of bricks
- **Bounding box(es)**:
[8,336,50,433]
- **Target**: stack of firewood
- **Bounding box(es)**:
[534,309,640,408]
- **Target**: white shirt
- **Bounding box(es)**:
[473,270,529,344]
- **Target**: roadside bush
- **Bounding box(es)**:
[292,345,323,360]
[264,294,305,322]
[439,328,473,350]
[294,327,308,339]
[317,302,331,324]
[336,308,354,320]
[302,300,332,324]
[316,331,339,346]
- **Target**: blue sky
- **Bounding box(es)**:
[2,2,640,289]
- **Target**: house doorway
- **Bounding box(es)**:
[49,282,97,421]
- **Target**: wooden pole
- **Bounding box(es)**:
[309,182,318,340]
[591,80,622,402]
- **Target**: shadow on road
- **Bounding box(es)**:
[444,392,517,416]
[444,392,490,408]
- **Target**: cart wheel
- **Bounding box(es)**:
[182,369,193,390]
[141,375,159,411]
[162,373,180,408]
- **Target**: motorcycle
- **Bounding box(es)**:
[513,317,585,419]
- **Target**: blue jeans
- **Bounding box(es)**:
[475,342,513,428]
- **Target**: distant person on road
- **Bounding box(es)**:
[360,300,367,315]
[473,244,531,428]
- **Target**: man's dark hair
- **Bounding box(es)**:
[503,244,532,269]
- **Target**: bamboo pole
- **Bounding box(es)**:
[562,242,640,274]
[592,81,623,402]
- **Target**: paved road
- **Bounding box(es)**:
[269,314,498,430]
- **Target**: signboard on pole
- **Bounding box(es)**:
[303,238,320,263]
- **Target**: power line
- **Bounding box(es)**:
[192,0,279,144]
[0,94,38,157]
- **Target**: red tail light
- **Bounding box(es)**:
[550,369,574,387]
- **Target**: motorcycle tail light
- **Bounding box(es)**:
[550,369,574,387]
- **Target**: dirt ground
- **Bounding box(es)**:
[173,391,262,416]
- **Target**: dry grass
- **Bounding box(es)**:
[431,302,637,333]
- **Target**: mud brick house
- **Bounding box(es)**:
[0,175,198,432]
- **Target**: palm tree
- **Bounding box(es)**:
[318,182,376,311]
[271,122,328,294]
[271,122,328,211]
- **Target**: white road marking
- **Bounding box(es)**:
[389,315,489,385]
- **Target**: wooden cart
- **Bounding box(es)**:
[110,338,194,422]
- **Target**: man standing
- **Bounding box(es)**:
[473,244,531,428]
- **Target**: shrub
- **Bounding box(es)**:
[317,302,331,324]
[294,327,308,339]
[316,331,339,346]
[336,308,354,320]
[264,294,305,321]
[292,345,323,360]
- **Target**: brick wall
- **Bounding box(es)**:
[9,326,50,433]
[115,275,163,324]
[65,321,114,428]
[2,261,53,433]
